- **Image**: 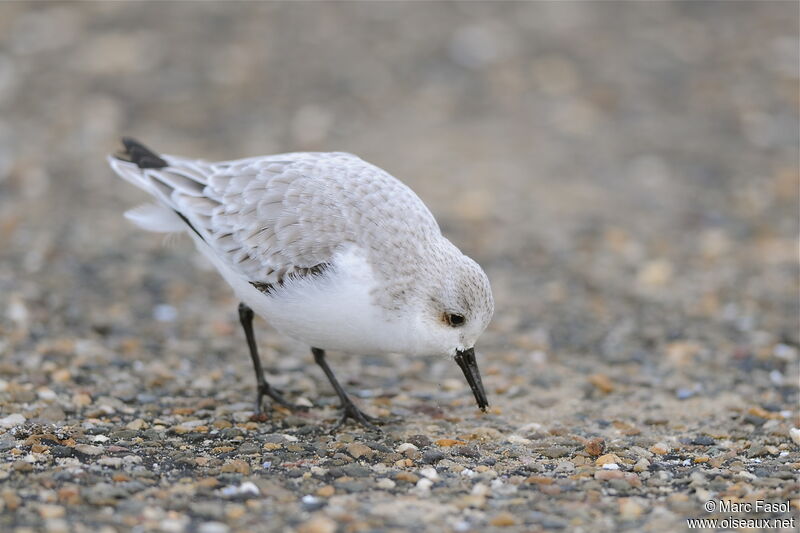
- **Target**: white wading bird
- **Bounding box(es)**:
[108,138,494,429]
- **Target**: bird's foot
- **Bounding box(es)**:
[330,399,396,432]
[254,383,309,415]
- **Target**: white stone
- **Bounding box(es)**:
[0,413,25,428]
[198,522,229,533]
[377,478,396,489]
[37,388,57,401]
[238,482,260,495]
[419,467,439,481]
[414,478,433,493]
[294,397,313,408]
[160,516,189,533]
[471,483,490,496]
[507,435,531,445]
[517,422,543,433]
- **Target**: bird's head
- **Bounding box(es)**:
[409,245,494,410]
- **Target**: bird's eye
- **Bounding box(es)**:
[444,313,465,327]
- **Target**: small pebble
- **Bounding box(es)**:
[0,414,25,428]
[619,499,644,519]
[36,388,57,401]
[316,485,335,498]
[434,439,465,447]
[394,472,419,483]
[489,512,517,527]
[507,435,531,445]
[419,467,439,481]
[220,460,250,474]
[346,442,373,460]
[98,457,123,468]
[421,450,446,464]
[376,478,396,489]
[555,461,575,473]
[74,444,103,456]
[72,394,92,407]
[595,470,625,481]
[585,437,605,456]
[297,515,336,533]
[406,435,432,448]
[541,446,570,458]
[588,374,615,393]
[595,453,621,466]
[414,478,433,493]
[126,419,146,431]
[219,482,259,498]
[197,523,229,533]
[649,442,670,455]
[38,504,65,519]
[747,444,773,458]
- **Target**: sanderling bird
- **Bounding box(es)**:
[108,138,494,429]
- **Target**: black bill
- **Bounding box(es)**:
[454,347,489,411]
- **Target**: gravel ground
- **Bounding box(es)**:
[0,2,798,532]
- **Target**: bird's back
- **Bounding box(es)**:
[110,147,442,289]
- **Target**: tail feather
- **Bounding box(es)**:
[124,203,184,233]
[107,155,169,204]
[109,138,209,238]
[117,137,168,169]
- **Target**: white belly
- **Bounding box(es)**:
[195,239,410,354]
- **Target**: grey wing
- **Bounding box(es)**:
[122,149,441,288]
[159,153,350,285]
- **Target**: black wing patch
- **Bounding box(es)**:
[118,137,168,169]
[249,263,330,294]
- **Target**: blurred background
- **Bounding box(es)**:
[1,1,796,358]
[0,1,797,530]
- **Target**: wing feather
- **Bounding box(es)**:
[123,151,441,287]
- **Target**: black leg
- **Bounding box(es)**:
[238,302,299,414]
[311,347,380,431]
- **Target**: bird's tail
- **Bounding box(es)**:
[115,137,169,169]
[108,137,202,234]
